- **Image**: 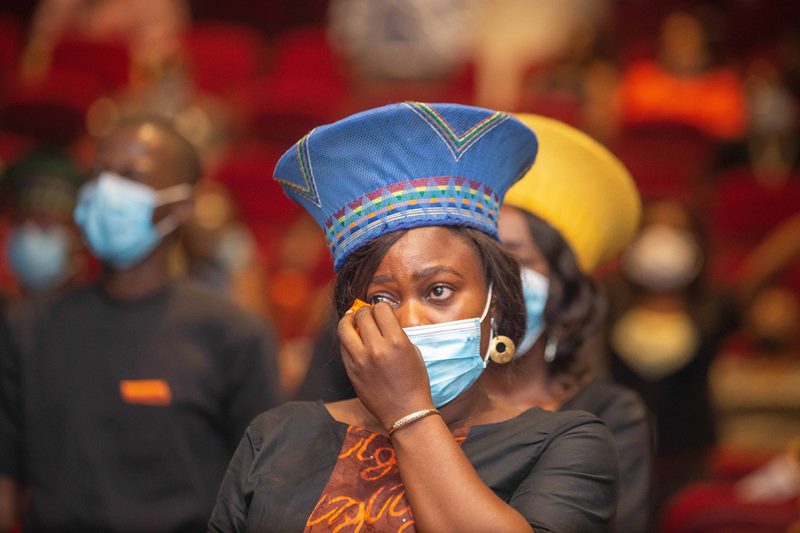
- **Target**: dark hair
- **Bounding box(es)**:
[522,211,605,376]
[114,114,202,184]
[334,226,526,345]
[0,148,84,217]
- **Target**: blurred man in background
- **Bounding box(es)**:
[0,116,282,531]
[1,149,87,301]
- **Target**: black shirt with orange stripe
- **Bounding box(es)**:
[0,280,283,531]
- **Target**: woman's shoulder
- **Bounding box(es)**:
[469,405,612,450]
[464,404,618,531]
[563,379,649,428]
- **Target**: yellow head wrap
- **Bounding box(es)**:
[504,114,641,272]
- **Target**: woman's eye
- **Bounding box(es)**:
[368,294,397,307]
[428,285,453,301]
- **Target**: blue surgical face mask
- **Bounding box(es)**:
[515,267,549,356]
[403,285,493,408]
[74,172,192,268]
[6,223,70,291]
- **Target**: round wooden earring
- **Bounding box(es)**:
[488,335,516,364]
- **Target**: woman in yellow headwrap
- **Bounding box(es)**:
[482,114,651,532]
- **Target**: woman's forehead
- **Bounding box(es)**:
[373,227,483,280]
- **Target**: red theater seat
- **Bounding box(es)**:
[660,481,797,533]
[272,26,347,89]
[51,36,131,91]
[2,68,108,144]
[240,75,344,145]
[613,122,716,201]
[210,141,302,233]
[708,171,800,285]
[183,22,267,96]
[712,171,800,244]
[0,12,23,90]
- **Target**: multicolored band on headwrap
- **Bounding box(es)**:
[274,102,539,271]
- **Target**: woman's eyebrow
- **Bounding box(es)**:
[412,266,464,281]
[370,274,396,284]
[370,266,464,285]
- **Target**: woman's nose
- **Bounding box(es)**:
[396,299,428,328]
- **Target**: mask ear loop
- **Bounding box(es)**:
[155,184,194,206]
[480,283,494,367]
[153,184,194,238]
[479,283,494,323]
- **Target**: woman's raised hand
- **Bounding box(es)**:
[337,301,434,431]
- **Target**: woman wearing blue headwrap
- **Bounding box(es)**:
[209,103,618,532]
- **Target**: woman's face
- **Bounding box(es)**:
[498,205,549,276]
[365,226,491,331]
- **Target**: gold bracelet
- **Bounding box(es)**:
[388,408,440,436]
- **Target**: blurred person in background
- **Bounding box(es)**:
[712,54,799,185]
[328,0,478,82]
[471,0,611,112]
[710,211,800,449]
[21,0,189,84]
[484,114,652,533]
[606,197,800,518]
[180,179,271,320]
[607,199,734,513]
[0,116,282,531]
[619,9,747,141]
[0,149,88,300]
[742,58,798,184]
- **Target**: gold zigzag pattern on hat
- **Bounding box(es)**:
[274,131,323,207]
[404,102,509,161]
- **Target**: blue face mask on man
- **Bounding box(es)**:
[402,285,493,408]
[74,172,192,268]
[515,267,549,356]
[6,223,71,291]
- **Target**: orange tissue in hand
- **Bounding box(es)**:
[348,299,371,334]
[349,299,371,314]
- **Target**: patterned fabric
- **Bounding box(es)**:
[325,176,500,262]
[304,425,468,532]
[274,102,538,271]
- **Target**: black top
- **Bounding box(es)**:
[561,379,653,533]
[0,281,284,532]
[209,401,619,533]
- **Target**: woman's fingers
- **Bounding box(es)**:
[353,306,383,350]
[339,305,392,362]
[337,310,366,360]
[372,302,408,345]
[338,302,434,427]
[338,342,357,375]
